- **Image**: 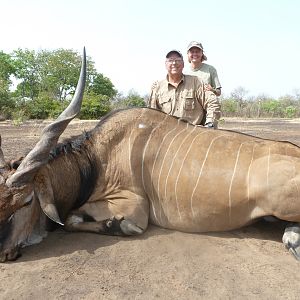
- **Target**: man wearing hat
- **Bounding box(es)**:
[186,41,222,97]
[148,49,220,128]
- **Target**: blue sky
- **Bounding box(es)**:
[2,0,300,98]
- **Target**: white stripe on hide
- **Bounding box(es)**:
[228,142,245,222]
[157,121,188,225]
[174,130,207,221]
[164,123,193,221]
[190,135,225,218]
[150,119,182,225]
[141,114,169,223]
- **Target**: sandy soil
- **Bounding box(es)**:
[1,117,300,299]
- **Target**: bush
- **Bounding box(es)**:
[111,90,146,109]
[220,99,237,116]
[285,106,297,118]
[11,109,27,125]
[20,96,66,119]
[79,94,111,119]
[0,105,12,119]
[260,100,283,117]
[0,96,16,119]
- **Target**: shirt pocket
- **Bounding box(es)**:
[158,97,172,114]
[182,91,195,111]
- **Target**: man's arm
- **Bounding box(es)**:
[196,80,221,128]
[148,86,159,108]
[211,66,222,96]
[204,91,221,127]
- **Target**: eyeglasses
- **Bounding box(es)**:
[166,58,183,64]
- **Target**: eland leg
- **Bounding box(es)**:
[65,192,149,236]
[282,222,300,260]
[64,214,143,236]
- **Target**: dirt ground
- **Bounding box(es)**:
[1,117,300,299]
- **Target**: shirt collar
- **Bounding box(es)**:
[165,74,185,88]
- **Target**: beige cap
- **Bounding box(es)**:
[187,41,204,52]
[166,50,183,58]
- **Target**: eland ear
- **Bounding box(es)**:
[40,203,64,226]
[33,171,64,226]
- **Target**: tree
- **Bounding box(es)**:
[0,51,15,83]
[111,90,146,109]
[88,73,117,98]
[12,48,40,100]
[80,94,111,119]
[230,86,248,116]
[0,51,17,118]
[124,90,146,107]
[42,49,82,101]
[12,48,103,103]
[220,99,237,116]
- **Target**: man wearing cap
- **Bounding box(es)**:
[186,41,222,97]
[148,50,220,128]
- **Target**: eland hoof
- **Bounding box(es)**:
[0,246,21,263]
[120,219,143,235]
[282,225,300,260]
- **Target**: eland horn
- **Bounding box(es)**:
[7,47,87,187]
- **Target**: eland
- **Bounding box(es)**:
[0,49,300,262]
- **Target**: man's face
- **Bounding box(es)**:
[188,47,203,63]
[165,54,184,75]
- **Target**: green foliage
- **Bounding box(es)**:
[11,48,101,103]
[260,100,282,117]
[0,96,16,119]
[0,47,121,120]
[11,109,27,126]
[0,52,15,107]
[221,95,300,118]
[124,90,146,107]
[0,51,15,83]
[0,105,13,119]
[12,48,40,99]
[112,90,146,109]
[285,106,297,118]
[220,99,237,116]
[43,49,82,101]
[80,94,111,119]
[88,73,117,98]
[20,96,66,119]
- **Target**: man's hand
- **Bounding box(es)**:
[204,84,213,92]
[204,84,220,96]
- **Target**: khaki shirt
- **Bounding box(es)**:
[148,74,220,125]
